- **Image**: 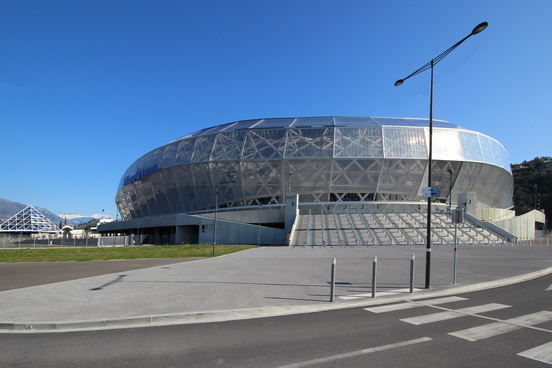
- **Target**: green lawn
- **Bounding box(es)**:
[0,244,256,263]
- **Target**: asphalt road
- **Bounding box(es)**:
[2,273,552,367]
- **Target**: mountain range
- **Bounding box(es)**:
[0,198,112,226]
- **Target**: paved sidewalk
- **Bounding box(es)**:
[1,244,551,332]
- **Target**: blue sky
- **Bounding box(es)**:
[1,0,550,218]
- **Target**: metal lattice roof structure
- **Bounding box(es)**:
[116,116,514,221]
[0,205,61,233]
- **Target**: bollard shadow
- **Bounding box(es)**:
[90,274,127,291]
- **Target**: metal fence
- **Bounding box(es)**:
[0,234,101,248]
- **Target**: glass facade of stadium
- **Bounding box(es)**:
[115,116,513,222]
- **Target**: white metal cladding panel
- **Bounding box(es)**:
[466,164,514,208]
[242,129,287,159]
[383,127,427,158]
[334,127,383,158]
[241,160,283,199]
[330,159,382,191]
[433,129,463,161]
[288,159,332,193]
[284,128,334,158]
[453,161,484,196]
[377,159,426,195]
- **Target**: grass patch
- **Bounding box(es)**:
[0,244,257,263]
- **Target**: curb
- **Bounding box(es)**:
[2,266,552,334]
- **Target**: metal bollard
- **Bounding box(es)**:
[372,256,377,298]
[330,258,336,302]
[410,254,415,293]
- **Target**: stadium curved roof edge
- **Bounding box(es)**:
[171,116,461,142]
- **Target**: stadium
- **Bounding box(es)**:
[100,116,538,246]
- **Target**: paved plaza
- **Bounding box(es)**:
[0,243,551,332]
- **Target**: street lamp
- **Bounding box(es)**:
[395,22,488,289]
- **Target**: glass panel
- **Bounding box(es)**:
[333,116,379,126]
[383,127,427,158]
[211,131,246,161]
[479,135,493,165]
[242,129,287,159]
[373,117,458,128]
[223,119,260,131]
[433,129,463,161]
[188,124,226,137]
[459,131,484,162]
[294,117,335,127]
[335,127,383,157]
[191,135,215,163]
[254,118,296,128]
[285,128,334,158]
[160,143,177,168]
[175,137,196,164]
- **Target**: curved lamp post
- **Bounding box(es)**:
[394,22,488,289]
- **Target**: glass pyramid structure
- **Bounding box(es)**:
[0,205,61,233]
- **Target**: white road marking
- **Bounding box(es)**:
[546,283,552,291]
[364,296,468,314]
[518,341,552,365]
[400,303,510,325]
[449,311,552,341]
[339,292,373,300]
[340,288,421,300]
[278,337,432,368]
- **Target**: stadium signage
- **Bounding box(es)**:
[123,164,159,186]
[422,186,441,198]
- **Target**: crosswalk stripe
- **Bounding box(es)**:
[364,296,468,313]
[450,311,552,341]
[449,311,552,341]
[518,341,552,365]
[400,303,510,325]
